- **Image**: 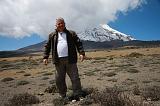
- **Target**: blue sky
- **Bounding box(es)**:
[109,0,160,41]
[0,0,160,51]
[0,34,44,51]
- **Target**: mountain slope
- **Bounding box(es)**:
[18,41,46,52]
[1,40,160,58]
[16,40,160,52]
[78,24,135,42]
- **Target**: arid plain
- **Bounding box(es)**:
[0,47,160,106]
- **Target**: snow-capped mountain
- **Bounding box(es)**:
[78,24,135,42]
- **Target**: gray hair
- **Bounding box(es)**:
[56,17,65,23]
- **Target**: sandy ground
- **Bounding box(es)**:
[0,47,160,106]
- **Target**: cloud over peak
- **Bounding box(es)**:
[0,0,146,39]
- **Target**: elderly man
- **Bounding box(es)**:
[43,17,85,99]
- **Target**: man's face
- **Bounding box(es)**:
[56,20,65,32]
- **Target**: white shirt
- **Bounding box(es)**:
[57,32,68,57]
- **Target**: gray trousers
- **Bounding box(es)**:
[55,57,82,97]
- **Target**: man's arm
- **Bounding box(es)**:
[43,33,52,65]
[71,31,85,61]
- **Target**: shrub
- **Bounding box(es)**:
[90,86,126,106]
[84,71,95,76]
[21,59,28,62]
[16,71,25,73]
[24,73,31,76]
[127,69,139,73]
[5,93,39,106]
[132,85,141,95]
[41,77,49,80]
[53,97,68,106]
[49,80,56,84]
[127,52,143,58]
[122,79,137,86]
[44,84,58,94]
[67,87,95,102]
[90,86,147,106]
[16,80,29,86]
[43,72,53,76]
[1,77,14,82]
[107,78,117,82]
[142,86,160,101]
[103,72,117,77]
[142,80,152,84]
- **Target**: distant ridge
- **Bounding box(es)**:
[18,41,46,52]
[82,40,160,50]
[16,40,160,52]
[1,40,160,58]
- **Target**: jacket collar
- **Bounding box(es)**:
[52,28,69,39]
[55,28,68,33]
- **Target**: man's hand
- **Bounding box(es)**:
[79,55,85,62]
[43,59,48,65]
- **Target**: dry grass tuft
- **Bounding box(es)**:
[89,86,151,106]
[84,71,95,76]
[49,80,56,84]
[142,86,160,101]
[90,86,126,106]
[23,73,31,76]
[5,93,39,106]
[16,80,30,86]
[1,77,14,82]
[42,72,53,76]
[132,85,141,95]
[127,68,139,73]
[44,84,58,94]
[52,97,68,106]
[41,77,50,80]
[127,52,144,58]
[16,71,25,73]
[103,72,117,77]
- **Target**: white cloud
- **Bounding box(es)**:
[0,0,146,39]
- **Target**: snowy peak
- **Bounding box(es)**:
[78,24,135,42]
[101,24,135,41]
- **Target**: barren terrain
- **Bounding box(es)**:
[0,47,160,106]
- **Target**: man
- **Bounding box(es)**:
[43,17,85,99]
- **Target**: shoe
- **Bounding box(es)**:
[59,94,66,99]
[61,96,69,105]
